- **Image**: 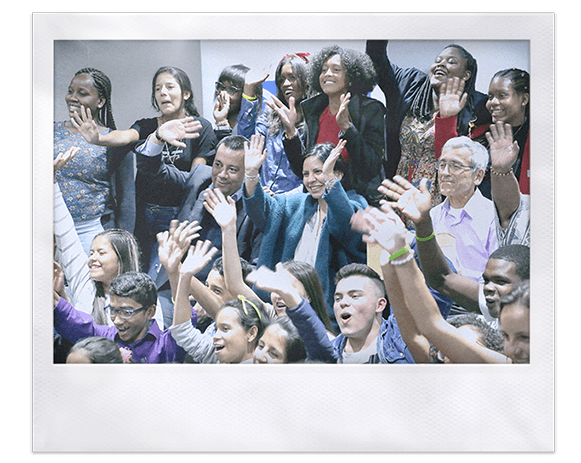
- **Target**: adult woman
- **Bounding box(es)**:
[366,40,490,206]
[280,45,386,204]
[237,54,310,194]
[435,69,530,196]
[54,68,134,255]
[213,64,263,141]
[243,135,368,324]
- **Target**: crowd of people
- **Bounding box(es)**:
[52,40,531,365]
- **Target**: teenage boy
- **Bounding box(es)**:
[53,270,193,363]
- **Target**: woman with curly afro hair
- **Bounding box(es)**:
[275,45,386,205]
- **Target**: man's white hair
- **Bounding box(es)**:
[442,136,489,171]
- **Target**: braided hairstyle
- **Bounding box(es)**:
[410,44,478,122]
[74,68,116,130]
[491,68,530,118]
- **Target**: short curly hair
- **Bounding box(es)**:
[308,45,377,96]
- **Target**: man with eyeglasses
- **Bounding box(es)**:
[428,136,498,290]
[54,271,194,363]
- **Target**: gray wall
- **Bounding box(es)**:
[54,40,529,128]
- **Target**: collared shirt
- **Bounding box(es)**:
[54,297,191,364]
[430,188,498,283]
[495,193,530,247]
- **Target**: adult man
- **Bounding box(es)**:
[137,130,262,326]
[380,174,529,327]
[430,136,498,283]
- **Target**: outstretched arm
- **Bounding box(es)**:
[359,204,504,363]
[173,240,219,327]
[486,121,521,228]
[203,188,259,301]
[379,175,480,311]
[70,105,139,147]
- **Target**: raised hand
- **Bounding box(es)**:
[179,240,218,278]
[265,94,298,137]
[53,261,67,301]
[157,219,201,275]
[70,105,101,144]
[322,138,347,181]
[54,146,80,174]
[378,176,432,224]
[244,134,267,175]
[438,77,468,118]
[213,91,230,124]
[157,117,202,148]
[244,66,271,98]
[246,263,302,309]
[336,92,352,131]
[203,188,237,229]
[486,121,519,173]
[351,203,407,254]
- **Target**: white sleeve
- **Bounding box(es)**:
[169,320,217,363]
[135,134,164,157]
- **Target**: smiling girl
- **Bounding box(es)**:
[54,68,134,255]
[435,68,530,196]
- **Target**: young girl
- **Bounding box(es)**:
[54,68,134,254]
[435,69,530,196]
[169,241,270,364]
[238,54,310,194]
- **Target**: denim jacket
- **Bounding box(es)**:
[333,316,415,364]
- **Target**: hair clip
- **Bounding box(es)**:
[238,295,261,320]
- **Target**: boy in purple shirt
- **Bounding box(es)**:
[54,271,193,363]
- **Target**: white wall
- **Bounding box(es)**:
[54,39,529,128]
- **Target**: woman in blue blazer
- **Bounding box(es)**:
[243,135,368,327]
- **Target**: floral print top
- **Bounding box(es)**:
[397,113,442,207]
[54,121,112,222]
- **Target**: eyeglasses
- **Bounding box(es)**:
[106,304,147,320]
[215,82,241,95]
[435,160,475,173]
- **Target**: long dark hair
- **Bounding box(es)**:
[151,66,200,117]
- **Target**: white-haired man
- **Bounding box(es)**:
[430,136,498,285]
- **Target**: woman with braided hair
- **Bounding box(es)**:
[54,68,135,255]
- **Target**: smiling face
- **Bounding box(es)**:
[486,76,529,127]
[88,235,120,289]
[211,144,245,198]
[437,145,483,208]
[213,307,254,363]
[499,302,530,364]
[270,274,307,317]
[429,47,471,90]
[482,259,523,319]
[302,156,327,200]
[319,54,349,97]
[154,72,190,118]
[109,295,154,345]
[253,324,288,364]
[65,73,105,120]
[333,275,385,343]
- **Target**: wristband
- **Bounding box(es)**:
[154,128,164,143]
[491,167,513,176]
[390,249,415,266]
[325,177,339,193]
[416,231,435,242]
[245,173,259,181]
[389,244,411,262]
[242,93,257,101]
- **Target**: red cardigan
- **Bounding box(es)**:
[434,114,529,195]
